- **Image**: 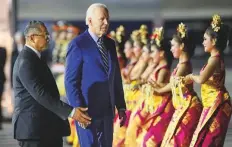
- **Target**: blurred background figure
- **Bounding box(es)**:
[52,21,68,65]
[51,21,68,78]
[0,46,6,130]
[115,25,127,69]
[59,25,80,65]
[55,23,80,147]
[10,31,25,87]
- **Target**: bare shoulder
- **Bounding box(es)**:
[176,63,190,76]
[178,63,188,71]
[208,56,220,65]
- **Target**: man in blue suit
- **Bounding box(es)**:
[65,3,127,147]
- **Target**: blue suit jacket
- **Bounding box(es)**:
[65,30,126,119]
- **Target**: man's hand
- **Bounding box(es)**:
[118,109,127,127]
[72,107,91,128]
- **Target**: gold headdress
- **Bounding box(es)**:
[108,30,116,40]
[117,25,125,33]
[150,27,164,48]
[139,24,148,45]
[211,14,221,32]
[130,30,140,42]
[116,25,125,43]
[140,24,148,32]
[177,23,187,39]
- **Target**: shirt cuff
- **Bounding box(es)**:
[69,108,75,118]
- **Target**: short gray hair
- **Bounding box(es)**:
[85,3,108,25]
[24,20,45,37]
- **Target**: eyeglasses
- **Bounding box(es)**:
[30,33,50,42]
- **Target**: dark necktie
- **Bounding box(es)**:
[97,37,109,72]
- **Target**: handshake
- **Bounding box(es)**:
[70,107,127,129]
[70,107,91,129]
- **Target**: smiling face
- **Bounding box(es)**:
[170,38,182,59]
[202,33,215,53]
[150,45,161,63]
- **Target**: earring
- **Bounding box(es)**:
[160,53,164,58]
[212,39,216,46]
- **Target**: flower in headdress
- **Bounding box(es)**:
[140,24,148,31]
[108,30,116,40]
[116,25,125,43]
[139,24,148,35]
[110,30,116,37]
[177,23,187,39]
[138,25,148,45]
[131,30,140,42]
[211,14,221,32]
[151,27,164,48]
[118,25,125,32]
[150,34,158,40]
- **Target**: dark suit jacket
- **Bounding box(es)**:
[12,46,73,139]
[0,47,6,86]
[10,46,19,87]
[65,30,126,119]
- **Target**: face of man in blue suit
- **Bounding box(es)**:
[87,7,110,38]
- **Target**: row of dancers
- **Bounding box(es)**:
[113,14,232,147]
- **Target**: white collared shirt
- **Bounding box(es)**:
[88,28,99,44]
[25,44,41,58]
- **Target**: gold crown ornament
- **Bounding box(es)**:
[151,27,164,48]
[211,14,222,32]
[177,23,187,39]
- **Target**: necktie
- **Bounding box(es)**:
[97,37,109,72]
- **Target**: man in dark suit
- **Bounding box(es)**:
[0,46,6,130]
[65,3,127,147]
[12,20,90,147]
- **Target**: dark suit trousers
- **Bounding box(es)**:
[17,137,63,147]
